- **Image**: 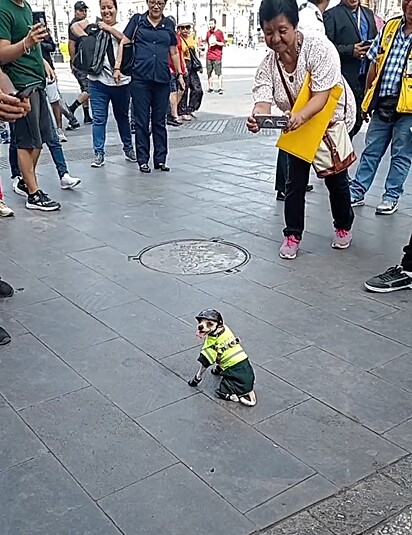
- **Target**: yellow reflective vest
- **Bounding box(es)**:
[200,326,248,371]
[362,17,412,114]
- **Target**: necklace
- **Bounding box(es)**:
[277,34,302,83]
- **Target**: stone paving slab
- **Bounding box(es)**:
[1,127,412,534]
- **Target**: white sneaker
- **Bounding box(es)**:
[57,128,67,143]
[60,173,81,189]
[0,200,14,217]
[376,199,398,215]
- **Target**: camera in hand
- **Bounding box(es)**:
[254,114,288,129]
[33,11,47,28]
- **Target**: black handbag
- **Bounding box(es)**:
[73,24,109,75]
[121,14,141,76]
[182,37,202,72]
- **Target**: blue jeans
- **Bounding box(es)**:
[350,112,412,202]
[9,123,67,178]
[89,80,132,156]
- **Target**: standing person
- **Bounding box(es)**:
[324,0,377,139]
[248,0,356,260]
[0,4,61,211]
[178,21,203,119]
[206,18,225,94]
[167,15,187,126]
[349,7,412,215]
[71,0,136,168]
[68,1,93,126]
[114,0,185,173]
[275,0,329,201]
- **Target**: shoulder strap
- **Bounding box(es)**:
[131,14,142,42]
[276,58,295,108]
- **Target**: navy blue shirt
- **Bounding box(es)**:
[124,13,177,84]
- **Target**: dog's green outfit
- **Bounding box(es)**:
[198,326,255,396]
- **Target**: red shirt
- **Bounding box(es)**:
[169,33,187,75]
[206,29,225,61]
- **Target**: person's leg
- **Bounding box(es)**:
[151,82,170,167]
[349,76,365,139]
[325,170,355,248]
[69,69,91,123]
[8,123,21,179]
[275,149,288,196]
[382,114,412,202]
[215,60,223,92]
[17,149,41,194]
[132,80,151,167]
[89,80,110,161]
[350,113,392,202]
[207,60,214,91]
[46,129,68,178]
[188,70,203,113]
[178,75,189,117]
[111,84,134,155]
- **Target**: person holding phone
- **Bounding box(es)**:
[0,0,61,211]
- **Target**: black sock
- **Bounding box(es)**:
[83,106,91,120]
[69,99,81,112]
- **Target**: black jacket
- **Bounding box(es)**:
[324,2,377,91]
[41,35,56,70]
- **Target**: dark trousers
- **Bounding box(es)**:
[275,149,288,192]
[9,123,68,179]
[283,153,354,239]
[131,80,170,166]
[350,74,366,139]
[178,64,204,115]
[401,234,412,272]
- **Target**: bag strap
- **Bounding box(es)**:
[130,14,142,42]
[275,58,295,109]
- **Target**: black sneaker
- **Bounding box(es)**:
[0,279,14,298]
[13,177,28,197]
[84,117,93,125]
[364,266,412,293]
[26,190,61,212]
[66,119,81,131]
[0,326,11,345]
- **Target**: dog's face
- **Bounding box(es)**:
[196,318,220,339]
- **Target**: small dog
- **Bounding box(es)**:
[188,309,257,406]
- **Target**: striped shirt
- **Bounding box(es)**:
[367,20,412,97]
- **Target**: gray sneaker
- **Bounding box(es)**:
[91,154,105,168]
[351,196,365,207]
[332,229,352,249]
[124,148,137,162]
[279,235,301,260]
[376,199,398,215]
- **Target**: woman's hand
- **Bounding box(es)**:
[0,91,31,121]
[284,111,305,133]
[98,21,110,33]
[113,68,121,85]
[247,115,260,134]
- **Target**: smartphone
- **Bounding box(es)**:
[33,11,47,27]
[14,83,42,99]
[254,114,289,129]
[362,40,372,47]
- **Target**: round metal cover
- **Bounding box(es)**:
[132,239,250,275]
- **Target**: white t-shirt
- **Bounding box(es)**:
[252,33,356,131]
[88,23,130,86]
[297,1,325,35]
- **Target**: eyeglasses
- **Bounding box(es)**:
[148,1,165,6]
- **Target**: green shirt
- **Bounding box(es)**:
[0,0,45,89]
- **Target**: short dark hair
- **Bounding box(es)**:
[259,0,299,30]
[209,18,216,23]
[99,0,117,8]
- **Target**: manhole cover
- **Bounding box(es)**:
[130,238,250,275]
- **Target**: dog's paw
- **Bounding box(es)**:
[211,366,222,376]
[188,376,202,387]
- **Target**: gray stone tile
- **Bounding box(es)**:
[31,222,104,253]
[259,511,333,535]
[364,311,412,348]
[63,338,194,417]
[99,463,255,535]
[238,255,295,288]
[0,311,27,338]
[95,300,197,359]
[21,387,176,500]
[163,352,309,425]
[0,454,121,535]
[41,266,139,313]
[69,245,138,282]
[266,307,409,369]
[310,473,412,535]
[246,474,338,528]
[138,395,314,513]
[264,347,412,433]
[12,298,117,355]
[380,455,412,493]
[0,333,87,410]
[371,352,412,393]
[384,419,412,452]
[256,399,405,486]
[0,396,46,471]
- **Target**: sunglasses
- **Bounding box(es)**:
[179,25,191,29]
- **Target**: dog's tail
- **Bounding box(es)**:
[239,391,257,407]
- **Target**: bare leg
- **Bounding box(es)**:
[17,148,41,194]
[208,74,214,91]
[170,92,178,118]
[51,101,62,129]
[217,75,223,91]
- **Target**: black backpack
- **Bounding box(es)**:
[73,23,110,75]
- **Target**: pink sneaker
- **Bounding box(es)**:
[279,235,301,259]
[332,229,352,249]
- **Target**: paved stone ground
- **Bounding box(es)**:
[1,113,412,535]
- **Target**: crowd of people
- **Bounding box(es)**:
[0,0,411,343]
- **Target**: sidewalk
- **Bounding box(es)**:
[0,117,411,535]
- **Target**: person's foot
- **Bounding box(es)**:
[207,88,214,93]
[154,163,170,172]
[279,235,301,259]
[276,191,286,201]
[0,279,14,298]
[124,148,137,162]
[65,119,81,131]
[12,177,28,197]
[306,184,314,192]
[84,117,93,125]
[181,115,192,121]
[57,128,67,143]
[189,112,196,118]
[60,173,81,189]
[331,229,352,249]
[217,88,223,95]
[351,196,365,207]
[91,154,105,168]
[139,164,151,173]
[0,326,11,345]
[364,266,412,293]
[0,200,14,217]
[167,115,181,126]
[376,199,398,215]
[26,190,61,211]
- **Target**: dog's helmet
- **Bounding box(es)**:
[195,309,223,325]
